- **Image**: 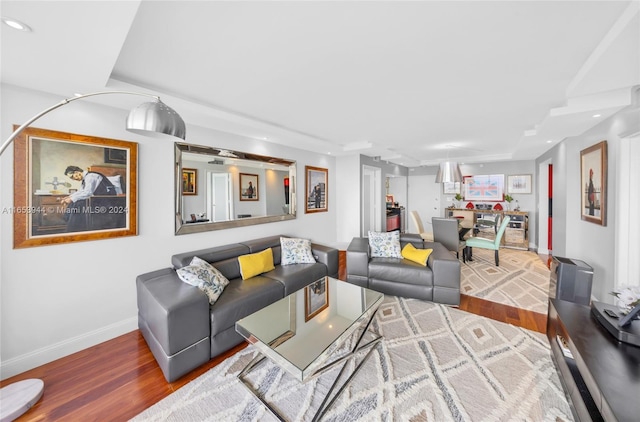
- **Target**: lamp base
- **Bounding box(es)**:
[0,378,44,422]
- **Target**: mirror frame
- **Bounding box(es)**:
[175,142,297,235]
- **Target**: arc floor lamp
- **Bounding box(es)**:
[0,90,185,422]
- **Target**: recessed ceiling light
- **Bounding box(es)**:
[592,114,601,118]
[546,140,553,144]
[2,17,32,32]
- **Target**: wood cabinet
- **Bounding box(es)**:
[547,299,640,422]
[445,208,528,250]
[31,194,68,236]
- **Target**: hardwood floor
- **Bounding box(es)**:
[3,251,548,421]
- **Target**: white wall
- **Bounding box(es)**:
[0,84,337,378]
[335,154,360,248]
[536,103,640,304]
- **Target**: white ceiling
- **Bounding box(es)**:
[2,1,639,166]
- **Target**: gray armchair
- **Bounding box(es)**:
[432,217,466,262]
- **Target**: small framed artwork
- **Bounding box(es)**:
[580,140,607,226]
[507,174,532,194]
[104,148,127,164]
[305,166,328,213]
[239,173,259,201]
[385,194,394,204]
[182,168,197,195]
[443,182,462,194]
[305,278,329,322]
[12,126,137,248]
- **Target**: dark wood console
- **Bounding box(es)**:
[547,299,640,422]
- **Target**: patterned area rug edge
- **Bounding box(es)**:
[461,248,551,315]
[130,296,572,422]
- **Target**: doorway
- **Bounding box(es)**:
[408,174,440,234]
[362,165,382,235]
[207,172,232,222]
[537,160,552,257]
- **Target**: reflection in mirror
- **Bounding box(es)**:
[175,142,296,235]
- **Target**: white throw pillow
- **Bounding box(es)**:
[280,237,316,265]
[368,231,402,258]
[176,256,230,305]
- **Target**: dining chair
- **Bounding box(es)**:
[465,215,511,266]
[410,211,434,241]
[432,217,466,262]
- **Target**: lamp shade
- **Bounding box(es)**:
[435,161,463,183]
[126,100,186,140]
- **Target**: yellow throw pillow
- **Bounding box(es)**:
[238,248,276,280]
[401,243,433,266]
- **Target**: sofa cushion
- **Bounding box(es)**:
[368,257,434,286]
[172,243,249,269]
[280,237,316,265]
[368,231,402,258]
[238,248,276,280]
[240,236,283,265]
[401,243,433,266]
[176,257,230,305]
[265,263,328,295]
[209,276,284,335]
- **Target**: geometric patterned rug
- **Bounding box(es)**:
[461,248,551,315]
[130,296,572,422]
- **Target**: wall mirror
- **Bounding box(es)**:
[175,142,296,235]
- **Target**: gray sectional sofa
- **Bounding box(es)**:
[346,233,461,306]
[136,235,338,382]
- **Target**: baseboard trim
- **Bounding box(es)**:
[1,317,138,380]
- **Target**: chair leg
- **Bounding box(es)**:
[466,246,472,261]
[495,250,499,266]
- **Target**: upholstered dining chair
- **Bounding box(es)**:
[465,215,511,266]
[410,211,434,241]
[432,217,466,262]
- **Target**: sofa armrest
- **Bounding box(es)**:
[346,237,370,287]
[311,243,339,278]
[426,243,461,290]
[136,268,210,356]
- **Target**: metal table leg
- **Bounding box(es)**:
[237,309,382,421]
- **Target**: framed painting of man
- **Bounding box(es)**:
[239,173,259,201]
[305,166,328,213]
[580,140,607,226]
[11,126,138,248]
[182,168,197,195]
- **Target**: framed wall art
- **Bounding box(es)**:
[507,174,532,194]
[305,278,329,321]
[463,174,504,202]
[443,182,462,195]
[239,173,259,201]
[182,168,197,195]
[12,126,138,248]
[580,140,607,225]
[305,166,327,213]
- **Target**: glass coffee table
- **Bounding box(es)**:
[235,276,384,421]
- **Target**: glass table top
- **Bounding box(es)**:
[236,276,384,382]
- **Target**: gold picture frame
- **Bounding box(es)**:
[182,168,197,195]
[12,126,138,248]
[304,278,329,321]
[305,166,327,213]
[580,140,607,226]
[239,173,259,201]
